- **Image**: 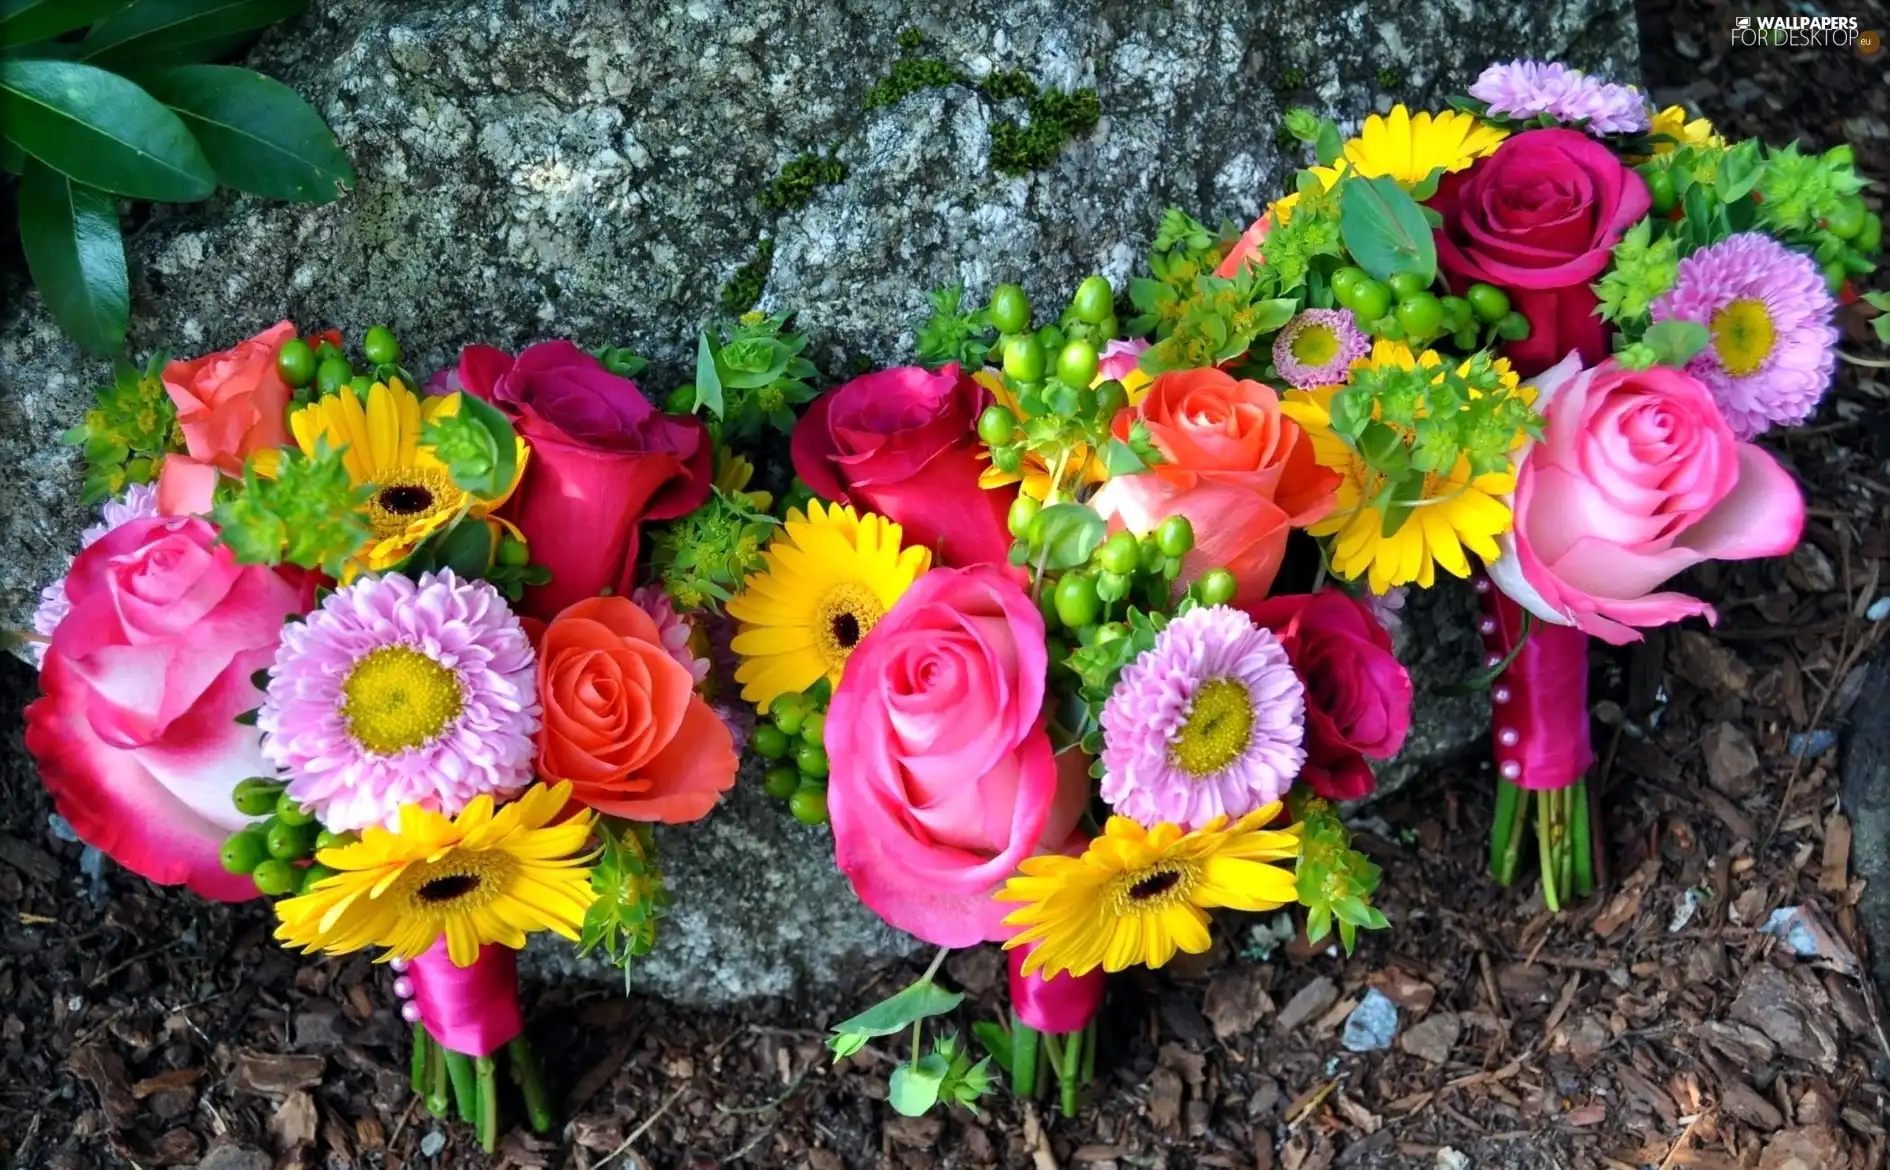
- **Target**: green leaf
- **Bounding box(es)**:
[17,158,127,355]
[131,64,351,202]
[1642,319,1712,368]
[405,519,493,580]
[422,393,518,499]
[1031,503,1106,570]
[0,134,21,172]
[0,0,131,45]
[0,58,214,201]
[1714,139,1762,204]
[1337,175,1437,285]
[888,1055,949,1117]
[78,0,306,70]
[1248,297,1299,335]
[692,330,724,418]
[971,1021,1014,1076]
[828,980,964,1042]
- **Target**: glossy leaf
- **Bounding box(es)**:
[887,1055,949,1117]
[17,157,128,355]
[1338,175,1438,285]
[0,58,214,201]
[0,0,131,45]
[691,330,724,418]
[78,0,306,69]
[1032,503,1106,570]
[828,980,964,1042]
[133,64,352,202]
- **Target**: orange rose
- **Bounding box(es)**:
[535,597,736,822]
[155,321,297,515]
[1091,368,1339,604]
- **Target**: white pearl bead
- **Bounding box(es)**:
[1497,727,1520,747]
[393,977,414,999]
[1492,686,1512,704]
[1478,618,1497,636]
[401,1001,422,1024]
[1499,760,1522,780]
[389,957,410,974]
[1484,653,1503,669]
[1474,577,1491,594]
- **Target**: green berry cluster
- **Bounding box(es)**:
[752,682,833,825]
[1329,265,1527,353]
[276,324,413,404]
[218,778,355,898]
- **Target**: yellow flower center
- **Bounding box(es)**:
[365,467,465,539]
[1710,298,1776,377]
[341,646,463,755]
[1291,322,1341,368]
[1169,678,1254,776]
[813,583,884,673]
[1109,860,1199,916]
[389,847,515,915]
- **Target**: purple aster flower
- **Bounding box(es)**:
[1470,60,1650,136]
[1273,308,1370,389]
[1649,232,1838,439]
[29,483,161,666]
[1364,586,1407,639]
[1100,605,1306,829]
[258,569,540,832]
[632,585,711,684]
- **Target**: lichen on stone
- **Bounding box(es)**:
[757,152,848,212]
[863,57,969,110]
[719,238,776,316]
[989,85,1101,175]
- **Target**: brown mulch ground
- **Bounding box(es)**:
[5,2,1890,1167]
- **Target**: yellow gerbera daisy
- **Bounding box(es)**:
[1281,341,1516,594]
[714,446,773,512]
[1649,104,1722,154]
[1268,162,1344,225]
[273,782,597,968]
[725,500,932,709]
[288,379,529,576]
[972,370,1111,501]
[998,808,1302,979]
[1342,105,1508,186]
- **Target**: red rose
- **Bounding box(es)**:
[1245,589,1413,801]
[791,364,1015,566]
[455,342,712,620]
[1431,128,1651,376]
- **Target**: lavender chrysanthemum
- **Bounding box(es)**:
[1470,60,1650,136]
[632,585,710,683]
[1100,605,1306,830]
[29,483,161,665]
[258,569,540,832]
[1650,232,1838,439]
[1273,308,1370,389]
[1365,586,1407,639]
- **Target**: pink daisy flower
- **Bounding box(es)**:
[632,585,710,684]
[1273,308,1369,389]
[30,483,161,666]
[1100,605,1306,829]
[258,569,540,832]
[1650,232,1838,439]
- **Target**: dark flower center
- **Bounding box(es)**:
[418,874,481,903]
[831,612,862,648]
[378,484,436,515]
[1127,870,1182,901]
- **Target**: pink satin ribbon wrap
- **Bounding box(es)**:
[1476,576,1593,791]
[1007,944,1104,1035]
[407,939,525,1057]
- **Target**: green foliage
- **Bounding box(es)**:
[1291,795,1389,953]
[1337,175,1437,285]
[420,394,519,499]
[1375,67,1402,89]
[682,311,819,443]
[978,68,1037,103]
[1126,207,1229,337]
[757,151,847,212]
[1283,106,1342,167]
[895,26,924,54]
[62,350,181,504]
[646,487,777,610]
[210,444,370,577]
[828,977,964,1062]
[0,0,350,353]
[913,285,995,369]
[1754,141,1865,236]
[888,1034,995,1117]
[1593,219,1680,333]
[577,819,671,994]
[719,238,775,316]
[864,56,967,109]
[1274,65,1307,92]
[1866,291,1890,346]
[989,85,1100,175]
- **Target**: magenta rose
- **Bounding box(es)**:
[1432,128,1651,376]
[456,342,712,620]
[25,516,310,900]
[826,566,1089,946]
[1487,355,1805,645]
[1245,589,1413,802]
[791,364,1016,566]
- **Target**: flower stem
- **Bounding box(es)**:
[1537,789,1561,913]
[1492,779,1529,886]
[1490,778,1520,882]
[1080,1019,1097,1086]
[443,1050,478,1123]
[505,1036,553,1134]
[410,1026,431,1099]
[475,1056,500,1153]
[1571,777,1595,896]
[425,1034,450,1117]
[1058,1024,1084,1117]
[1012,1012,1040,1099]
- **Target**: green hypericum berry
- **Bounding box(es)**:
[796,742,831,779]
[265,819,315,861]
[1053,573,1102,628]
[1495,310,1531,341]
[1003,335,1047,383]
[1095,379,1128,417]
[989,283,1031,335]
[1466,283,1510,324]
[498,538,531,567]
[773,705,805,736]
[363,325,401,365]
[276,338,316,388]
[1347,279,1391,321]
[219,829,269,875]
[1440,296,1473,332]
[1196,568,1238,606]
[299,863,338,893]
[1056,339,1099,388]
[1139,534,1165,574]
[1156,514,1195,557]
[314,829,352,852]
[1330,266,1366,301]
[315,357,353,395]
[1388,272,1428,299]
[313,340,344,363]
[801,710,827,746]
[275,791,316,826]
[764,766,801,799]
[1396,293,1444,339]
[978,405,1018,445]
[232,777,282,817]
[789,784,829,826]
[251,859,298,897]
[1645,169,1677,215]
[1071,275,1114,325]
[1007,495,1042,539]
[752,725,791,759]
[1098,530,1140,574]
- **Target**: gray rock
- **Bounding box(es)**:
[0,0,1637,1005]
[1840,646,1890,1006]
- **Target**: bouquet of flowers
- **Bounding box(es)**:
[20,324,738,1149]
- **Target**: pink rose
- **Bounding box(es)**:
[25,516,310,900]
[792,364,1015,567]
[1432,129,1651,377]
[1245,589,1413,802]
[156,321,298,515]
[1487,355,1805,645]
[456,342,712,620]
[826,566,1089,946]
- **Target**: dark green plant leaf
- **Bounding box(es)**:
[887,1054,949,1117]
[692,330,724,418]
[0,134,20,173]
[131,65,351,202]
[17,157,128,354]
[0,0,131,46]
[421,392,518,499]
[78,0,305,70]
[1031,503,1106,570]
[970,1021,1014,1076]
[829,980,964,1042]
[0,58,214,201]
[1338,174,1437,284]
